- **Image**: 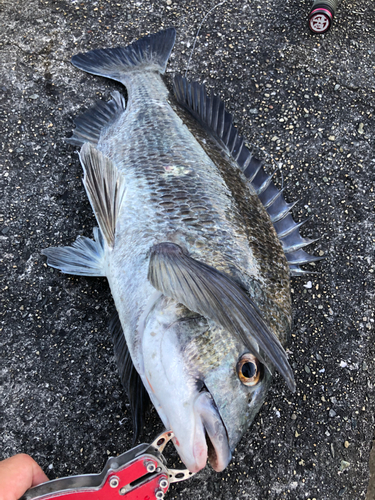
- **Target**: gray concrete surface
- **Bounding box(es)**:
[1,0,374,499]
[367,442,375,500]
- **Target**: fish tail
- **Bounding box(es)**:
[71,28,176,82]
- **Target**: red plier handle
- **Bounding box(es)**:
[20,431,195,500]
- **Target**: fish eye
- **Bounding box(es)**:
[237,354,261,386]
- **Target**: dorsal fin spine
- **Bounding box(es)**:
[211,95,219,131]
[173,75,321,274]
[240,150,253,171]
[244,160,263,183]
[193,83,200,116]
[223,114,232,145]
[261,187,284,209]
[233,137,244,161]
[188,83,193,109]
[271,200,298,223]
[256,172,275,196]
[218,102,225,138]
[286,249,323,265]
[276,218,309,239]
[229,130,239,155]
[282,233,319,253]
[207,94,213,126]
[200,84,206,121]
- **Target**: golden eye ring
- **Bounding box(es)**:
[237,353,261,386]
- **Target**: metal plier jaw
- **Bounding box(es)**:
[20,430,195,500]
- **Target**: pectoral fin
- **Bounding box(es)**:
[148,242,295,392]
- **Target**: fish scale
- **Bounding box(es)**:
[104,73,268,292]
[168,99,292,338]
[42,28,319,473]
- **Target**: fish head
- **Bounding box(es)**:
[140,295,273,473]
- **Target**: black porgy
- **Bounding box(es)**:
[43,28,320,472]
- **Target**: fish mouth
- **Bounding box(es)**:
[205,430,222,471]
[193,386,232,472]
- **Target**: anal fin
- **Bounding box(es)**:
[79,143,126,248]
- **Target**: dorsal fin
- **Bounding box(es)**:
[67,91,126,147]
[148,242,296,392]
[79,143,126,248]
[109,310,151,442]
[173,75,322,275]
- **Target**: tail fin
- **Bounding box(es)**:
[71,28,176,82]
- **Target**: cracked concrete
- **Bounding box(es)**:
[1,1,374,499]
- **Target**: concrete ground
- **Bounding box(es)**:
[367,442,375,500]
[1,1,374,499]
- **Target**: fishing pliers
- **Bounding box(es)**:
[20,430,195,500]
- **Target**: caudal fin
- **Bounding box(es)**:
[71,28,176,82]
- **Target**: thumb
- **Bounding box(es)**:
[0,454,49,500]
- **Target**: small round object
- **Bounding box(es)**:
[109,476,120,488]
[308,0,339,34]
[159,478,169,489]
[309,8,333,33]
[155,490,165,499]
[146,461,156,473]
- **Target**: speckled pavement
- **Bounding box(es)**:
[1,1,374,499]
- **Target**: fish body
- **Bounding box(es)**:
[43,29,319,473]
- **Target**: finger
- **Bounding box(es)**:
[0,454,49,500]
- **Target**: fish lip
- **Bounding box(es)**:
[195,385,232,472]
[205,431,221,471]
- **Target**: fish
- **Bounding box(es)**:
[42,28,320,473]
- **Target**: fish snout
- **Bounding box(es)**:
[170,390,231,473]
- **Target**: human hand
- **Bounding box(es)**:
[0,454,49,500]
